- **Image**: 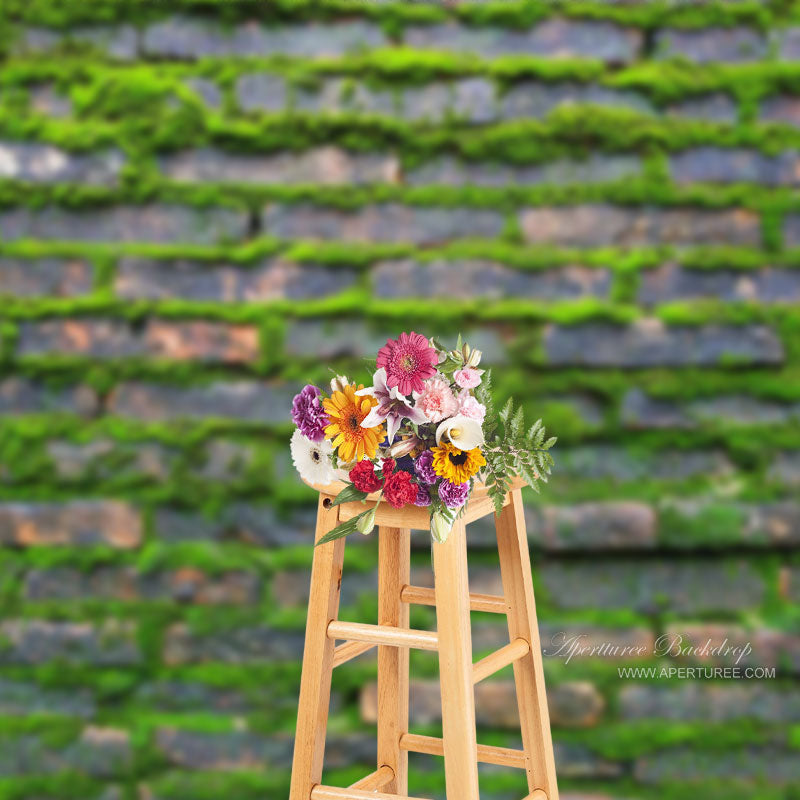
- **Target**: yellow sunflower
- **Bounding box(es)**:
[323,383,384,463]
[431,442,486,484]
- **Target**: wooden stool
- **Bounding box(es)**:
[289,478,559,800]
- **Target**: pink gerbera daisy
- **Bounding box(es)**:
[376,332,438,395]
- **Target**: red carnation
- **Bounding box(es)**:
[349,459,383,493]
[381,458,396,478]
[383,470,417,509]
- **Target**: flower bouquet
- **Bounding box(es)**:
[289,332,555,545]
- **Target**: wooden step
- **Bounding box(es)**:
[348,765,394,790]
[327,620,438,651]
[401,584,507,614]
[311,787,431,800]
[399,733,526,769]
[473,637,530,684]
[332,640,375,668]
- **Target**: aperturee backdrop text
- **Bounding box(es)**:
[289,332,555,545]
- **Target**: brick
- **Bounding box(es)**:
[519,205,760,246]
[621,388,695,429]
[264,203,505,244]
[0,377,98,416]
[155,728,291,770]
[544,320,784,367]
[14,25,138,59]
[0,679,95,717]
[784,567,800,604]
[528,502,656,551]
[0,727,132,778]
[183,77,222,109]
[295,77,395,116]
[143,17,384,59]
[0,142,124,184]
[196,439,256,481]
[0,620,140,665]
[25,567,260,605]
[761,95,800,126]
[668,93,738,122]
[235,73,287,111]
[555,742,624,779]
[0,256,92,297]
[635,747,800,784]
[29,85,73,118]
[144,321,260,363]
[136,681,276,714]
[0,501,141,548]
[405,19,642,63]
[777,27,800,60]
[744,502,800,546]
[373,259,610,301]
[639,263,800,304]
[115,256,355,302]
[502,83,653,120]
[541,561,765,613]
[780,213,800,247]
[161,146,399,185]
[670,147,800,185]
[17,319,141,358]
[108,380,298,423]
[406,155,642,187]
[163,623,304,664]
[619,684,800,722]
[769,451,800,485]
[655,27,766,62]
[0,205,248,244]
[47,439,174,481]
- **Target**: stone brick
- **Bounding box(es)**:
[554,742,624,779]
[519,205,760,246]
[155,728,291,770]
[0,501,141,548]
[29,85,73,117]
[621,388,694,429]
[667,93,738,122]
[263,203,505,244]
[17,320,141,359]
[784,567,800,605]
[777,27,800,60]
[548,681,606,728]
[107,381,299,423]
[761,95,800,126]
[0,727,132,778]
[639,263,800,304]
[161,146,399,185]
[14,26,138,59]
[655,27,766,62]
[163,623,304,664]
[0,205,248,244]
[670,147,800,185]
[144,321,260,363]
[540,560,765,613]
[115,256,355,302]
[527,502,656,551]
[235,73,287,111]
[769,451,800,485]
[0,679,95,717]
[47,439,174,481]
[502,83,653,120]
[405,155,642,187]
[780,213,800,247]
[295,77,396,116]
[196,439,256,482]
[136,680,296,714]
[744,502,800,546]
[0,142,124,184]
[143,17,384,59]
[619,684,800,722]
[25,567,260,605]
[544,320,784,367]
[0,621,141,665]
[404,19,642,63]
[635,747,800,784]
[373,259,610,300]
[183,77,222,109]
[0,377,98,416]
[0,256,92,297]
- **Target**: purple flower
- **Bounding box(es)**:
[291,384,329,442]
[357,368,428,444]
[438,479,469,509]
[413,484,431,507]
[414,450,437,485]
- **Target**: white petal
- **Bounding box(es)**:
[360,406,385,429]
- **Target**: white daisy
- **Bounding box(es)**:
[290,429,336,485]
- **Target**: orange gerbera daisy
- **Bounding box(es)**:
[323,383,384,462]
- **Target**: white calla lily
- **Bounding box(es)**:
[435,414,484,450]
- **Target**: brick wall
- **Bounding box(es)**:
[0,2,799,799]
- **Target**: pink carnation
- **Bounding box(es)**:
[416,376,458,423]
[454,367,482,389]
[457,391,486,424]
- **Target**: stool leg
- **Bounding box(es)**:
[377,526,411,794]
[290,495,346,800]
[433,518,480,800]
[495,489,559,800]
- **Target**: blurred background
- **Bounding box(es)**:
[0,1,799,799]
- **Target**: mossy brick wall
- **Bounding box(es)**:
[0,1,799,798]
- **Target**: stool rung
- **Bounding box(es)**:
[472,637,530,684]
[399,733,527,769]
[311,787,431,800]
[348,765,394,790]
[400,584,507,614]
[332,640,375,668]
[524,791,548,800]
[327,620,438,651]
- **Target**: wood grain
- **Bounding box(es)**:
[327,620,438,651]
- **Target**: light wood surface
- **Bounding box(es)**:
[332,639,375,668]
[289,495,346,800]
[524,791,549,800]
[377,525,411,795]
[327,620,438,651]
[311,787,431,800]
[400,584,507,614]
[400,733,526,769]
[496,489,559,799]
[433,517,481,799]
[472,637,530,684]
[348,765,395,791]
